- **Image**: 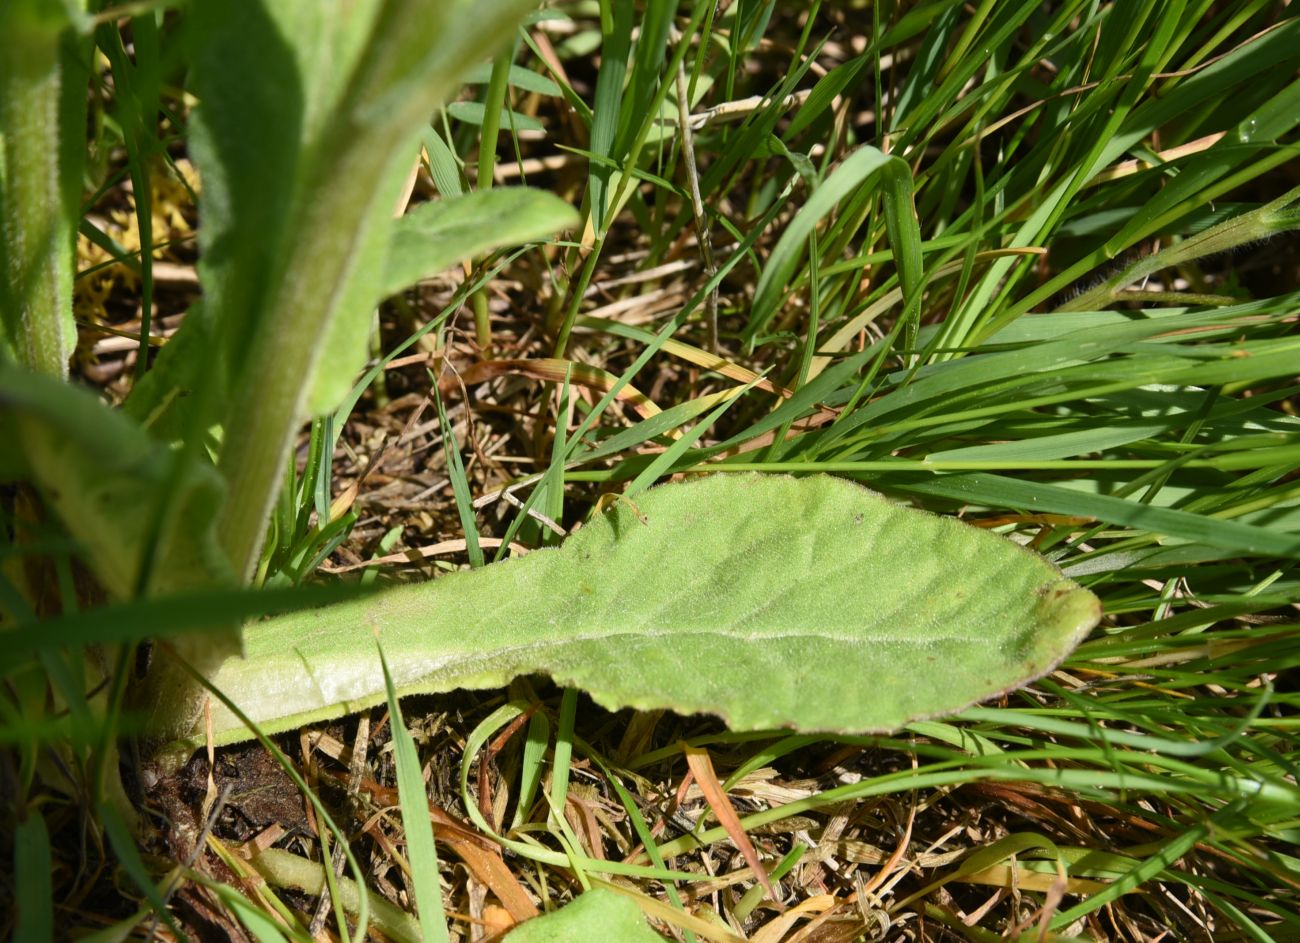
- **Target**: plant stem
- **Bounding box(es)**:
[1062,183,1300,311]
[216,126,407,579]
[470,48,514,354]
[250,848,422,943]
[0,3,86,378]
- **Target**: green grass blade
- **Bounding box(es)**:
[587,2,633,233]
[377,641,449,943]
[97,802,187,942]
[897,474,1300,559]
[744,146,916,348]
[13,810,53,943]
[432,381,482,568]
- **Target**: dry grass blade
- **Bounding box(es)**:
[684,744,785,914]
[452,357,664,420]
[751,894,838,943]
[327,767,540,924]
[578,316,799,400]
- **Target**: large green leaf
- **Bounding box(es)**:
[182,474,1099,747]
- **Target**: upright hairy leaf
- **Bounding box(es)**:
[161,0,546,578]
[0,0,89,377]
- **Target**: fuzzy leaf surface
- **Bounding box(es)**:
[0,0,89,377]
[194,474,1100,746]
